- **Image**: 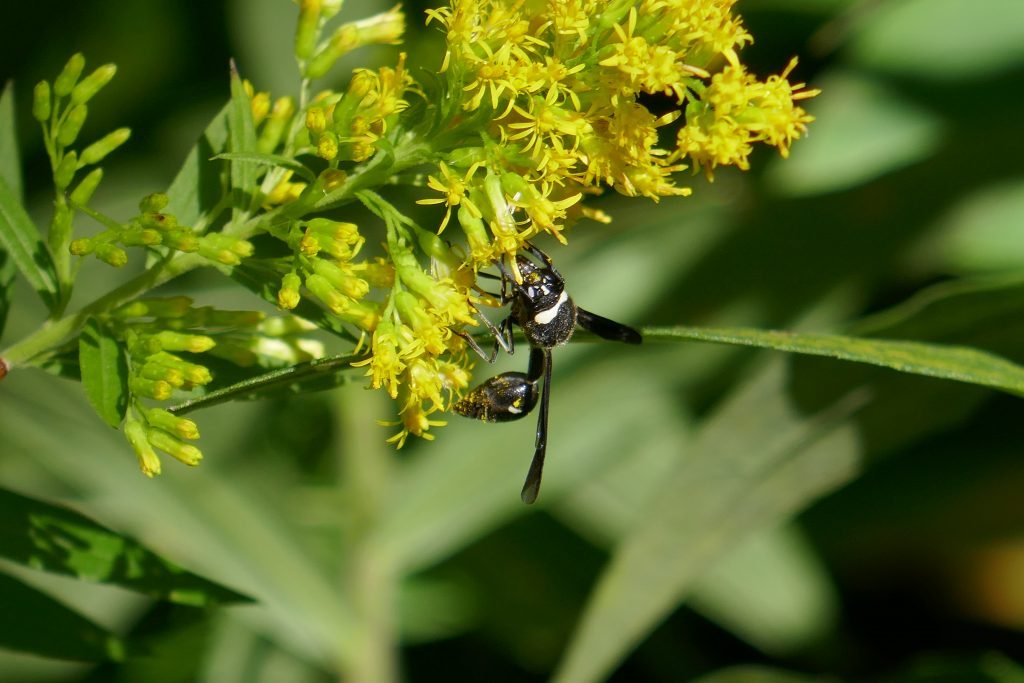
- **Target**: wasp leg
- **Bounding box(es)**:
[520,346,551,504]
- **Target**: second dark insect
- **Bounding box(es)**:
[454,244,642,504]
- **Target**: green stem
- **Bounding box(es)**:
[0,252,204,368]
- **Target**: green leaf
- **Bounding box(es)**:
[686,526,838,656]
[553,361,868,683]
[0,175,59,312]
[915,179,1024,274]
[689,666,828,683]
[0,486,250,606]
[0,569,124,662]
[78,318,128,428]
[164,104,229,228]
[0,247,13,343]
[0,82,19,341]
[849,0,1024,80]
[557,462,840,656]
[212,151,316,184]
[0,81,22,201]
[642,325,1024,397]
[228,61,258,221]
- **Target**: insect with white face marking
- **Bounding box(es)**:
[453,243,641,504]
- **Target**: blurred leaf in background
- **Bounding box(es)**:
[2,0,1024,682]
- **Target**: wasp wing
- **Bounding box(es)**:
[576,307,642,344]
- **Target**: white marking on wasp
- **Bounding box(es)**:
[533,290,568,325]
[507,404,522,414]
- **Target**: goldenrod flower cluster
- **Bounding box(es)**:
[264,0,817,448]
[420,0,818,263]
[112,297,323,475]
[60,0,819,467]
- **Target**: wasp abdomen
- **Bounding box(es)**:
[453,371,538,423]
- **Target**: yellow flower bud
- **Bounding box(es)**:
[125,418,161,477]
[147,428,203,466]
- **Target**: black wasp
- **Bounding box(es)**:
[454,243,641,504]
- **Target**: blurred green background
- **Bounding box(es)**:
[3,0,1024,681]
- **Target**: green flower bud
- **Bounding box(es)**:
[278,272,302,310]
[125,418,161,477]
[147,428,202,466]
[32,81,51,122]
[80,127,130,166]
[316,130,339,160]
[54,151,78,190]
[69,168,104,207]
[139,192,169,213]
[117,228,162,246]
[311,258,369,299]
[304,273,350,314]
[115,296,193,320]
[54,53,86,98]
[69,237,95,256]
[130,377,173,401]
[154,331,216,353]
[294,0,321,61]
[70,63,117,106]
[138,211,177,231]
[95,243,128,267]
[147,351,213,385]
[458,204,492,261]
[305,105,328,134]
[161,230,200,252]
[198,234,254,265]
[56,104,88,147]
[251,91,271,125]
[139,361,185,387]
[145,408,200,440]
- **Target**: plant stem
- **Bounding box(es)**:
[0,252,204,368]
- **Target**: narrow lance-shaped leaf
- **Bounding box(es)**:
[0,175,59,313]
[0,486,251,606]
[78,317,128,428]
[165,103,229,227]
[0,570,125,662]
[228,60,258,222]
[0,81,22,340]
[641,326,1024,397]
[0,81,22,201]
[213,151,316,184]
[554,362,868,683]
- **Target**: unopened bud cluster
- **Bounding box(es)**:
[70,193,254,268]
[111,296,321,475]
